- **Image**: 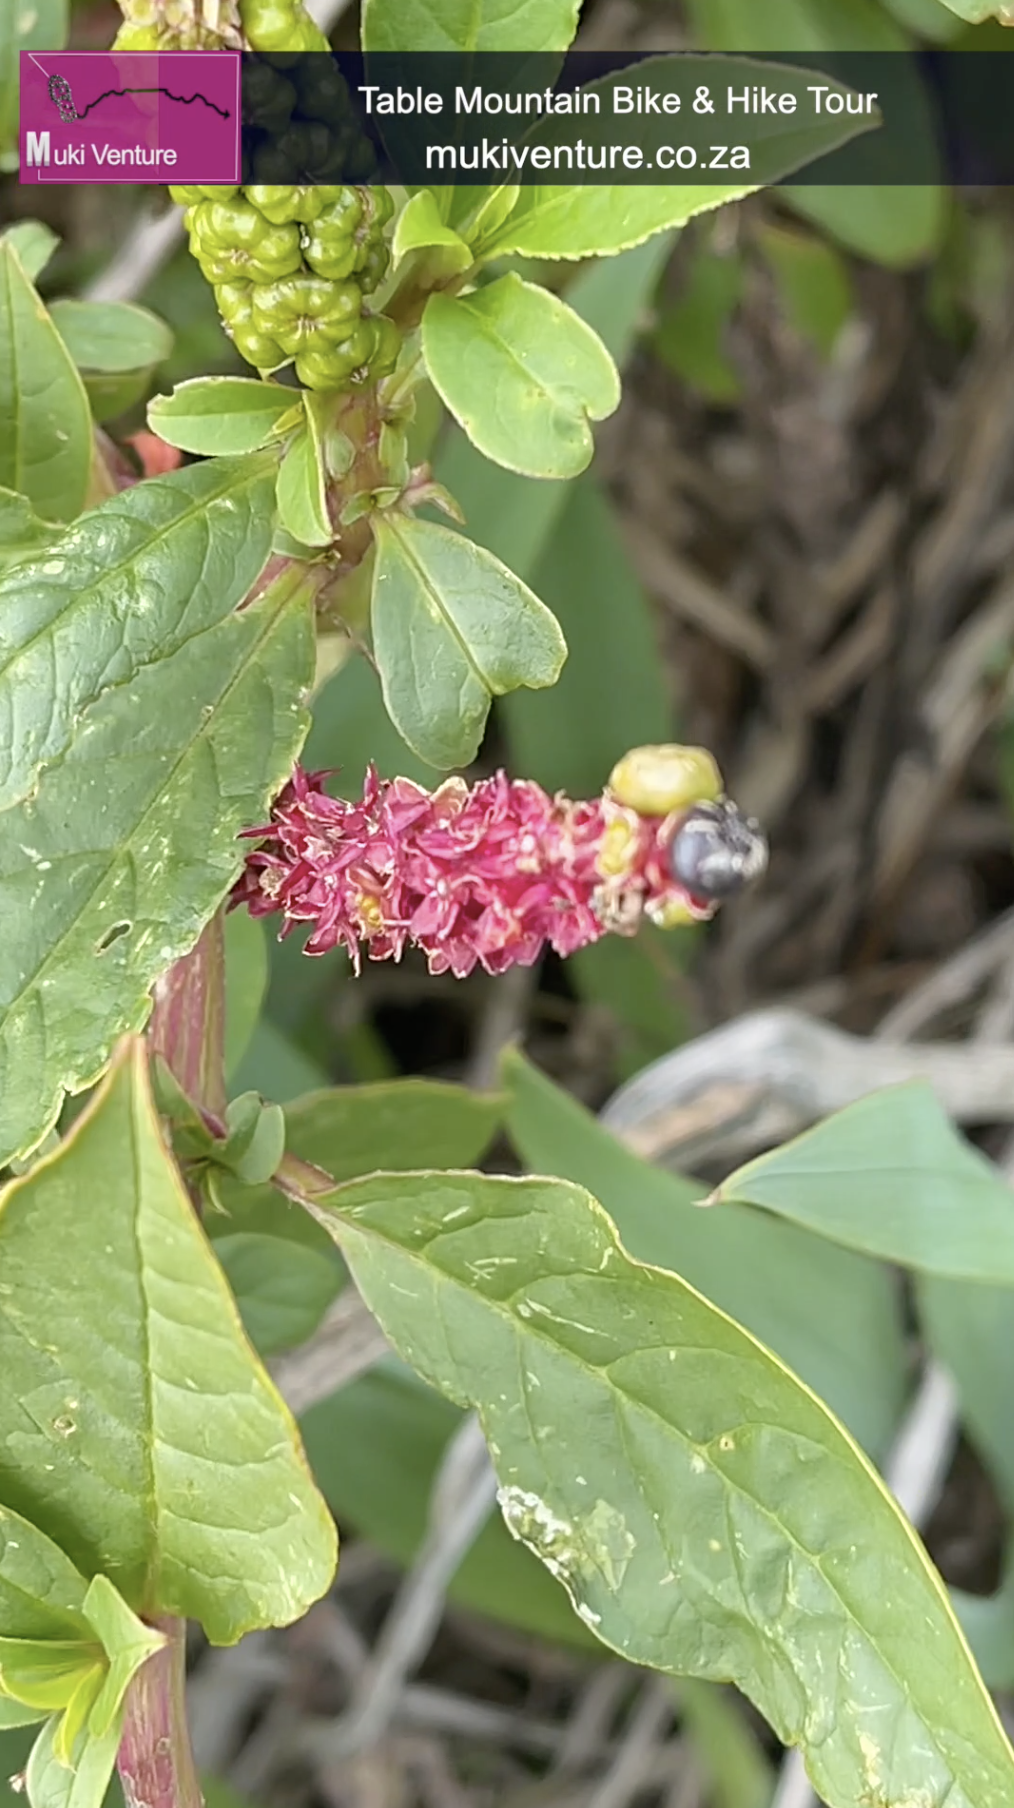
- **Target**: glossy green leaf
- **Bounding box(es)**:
[0,453,277,810]
[392,192,471,274]
[362,0,578,52]
[0,0,67,167]
[502,1048,906,1459]
[370,513,566,768]
[314,1167,1014,1808]
[0,557,313,1167]
[716,1082,1014,1282]
[480,188,755,263]
[422,277,619,480]
[147,379,299,456]
[49,302,174,422]
[276,426,331,547]
[0,246,91,523]
[0,1508,91,1642]
[301,1360,598,1649]
[0,225,59,284]
[918,1275,1014,1511]
[214,1233,340,1355]
[0,1039,337,1644]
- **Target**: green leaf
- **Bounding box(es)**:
[301,1360,598,1648]
[422,277,620,480]
[217,1095,286,1187]
[25,1705,123,1808]
[0,1508,91,1642]
[0,1039,337,1644]
[480,188,754,263]
[79,1578,163,1740]
[502,1048,906,1460]
[392,192,471,274]
[0,225,59,285]
[276,426,331,548]
[652,247,744,403]
[147,379,299,456]
[0,452,277,810]
[49,302,174,422]
[312,1168,1014,1808]
[880,0,967,35]
[0,487,54,562]
[49,302,173,378]
[756,222,852,357]
[430,238,674,595]
[918,1276,1014,1511]
[0,1701,46,1731]
[715,1082,1014,1282]
[0,557,313,1167]
[370,512,566,768]
[214,1233,340,1355]
[0,0,67,168]
[361,0,578,52]
[683,0,909,49]
[0,1644,99,1715]
[0,246,92,523]
[931,0,1014,17]
[224,911,269,1080]
[781,183,946,268]
[211,1077,503,1249]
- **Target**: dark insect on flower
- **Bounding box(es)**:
[668,799,768,902]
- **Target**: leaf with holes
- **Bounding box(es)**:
[422,278,620,480]
[309,1169,1014,1808]
[0,244,91,523]
[0,1040,336,1643]
[0,560,314,1167]
[370,513,566,768]
[0,452,278,811]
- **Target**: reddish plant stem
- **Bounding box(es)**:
[148,912,228,1120]
[116,1619,203,1808]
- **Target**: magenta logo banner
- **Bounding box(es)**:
[19,51,241,184]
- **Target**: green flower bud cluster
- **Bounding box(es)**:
[170,183,400,393]
[241,52,378,186]
[239,0,330,52]
[113,0,244,49]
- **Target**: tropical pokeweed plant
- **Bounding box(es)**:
[2,1,1014,1806]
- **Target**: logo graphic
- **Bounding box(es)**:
[19,51,241,184]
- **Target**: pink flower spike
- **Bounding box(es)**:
[231,752,768,979]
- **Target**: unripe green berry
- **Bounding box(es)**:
[251,273,361,354]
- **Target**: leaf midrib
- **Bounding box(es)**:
[334,1197,1010,1798]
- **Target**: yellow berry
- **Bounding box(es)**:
[607,745,723,818]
